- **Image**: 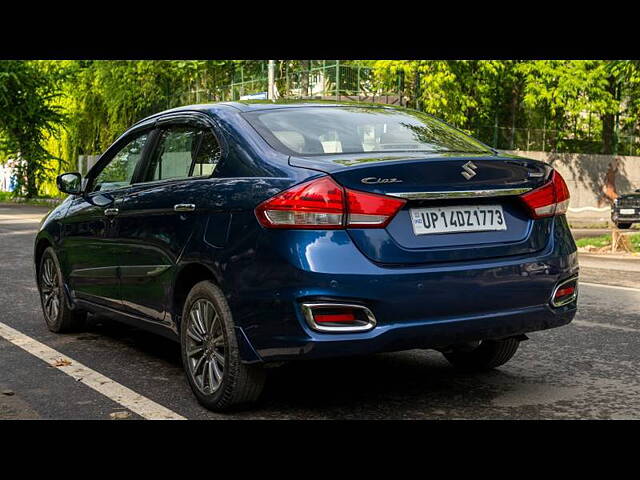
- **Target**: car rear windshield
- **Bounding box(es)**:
[243,106,492,156]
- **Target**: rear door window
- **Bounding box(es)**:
[148,127,198,181]
[145,125,222,181]
[193,128,222,176]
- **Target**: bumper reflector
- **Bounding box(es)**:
[551,276,578,307]
[555,286,575,298]
[301,302,377,333]
[314,312,357,323]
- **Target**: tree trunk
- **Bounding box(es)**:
[24,147,39,199]
[509,84,518,150]
[413,65,421,110]
[602,76,617,155]
[600,76,619,206]
[301,60,310,97]
[275,60,287,99]
[601,157,619,206]
[602,113,615,155]
[25,170,37,198]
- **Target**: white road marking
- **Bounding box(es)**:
[568,206,609,213]
[573,320,640,333]
[0,218,42,224]
[0,229,38,236]
[580,282,640,293]
[0,321,186,420]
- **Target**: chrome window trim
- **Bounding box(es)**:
[301,302,377,333]
[388,187,532,200]
[550,275,579,308]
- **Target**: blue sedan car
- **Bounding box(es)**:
[35,101,578,411]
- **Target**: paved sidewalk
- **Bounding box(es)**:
[579,253,640,271]
[578,252,640,289]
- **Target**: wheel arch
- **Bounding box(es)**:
[172,261,262,364]
[33,235,78,312]
[171,262,222,327]
[34,235,54,277]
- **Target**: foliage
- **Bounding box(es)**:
[59,60,247,157]
[373,60,513,132]
[0,60,67,197]
[372,60,640,154]
[515,61,617,151]
[4,60,640,198]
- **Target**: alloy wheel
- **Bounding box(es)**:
[40,257,61,324]
[185,299,226,395]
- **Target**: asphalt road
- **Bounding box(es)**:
[1,204,640,420]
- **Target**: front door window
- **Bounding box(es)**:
[92,133,148,192]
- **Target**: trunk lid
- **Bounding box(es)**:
[290,152,553,265]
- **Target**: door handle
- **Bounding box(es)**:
[174,204,196,212]
[104,208,119,217]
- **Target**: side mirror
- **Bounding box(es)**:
[56,172,82,195]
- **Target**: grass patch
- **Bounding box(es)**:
[0,191,62,207]
[569,222,611,229]
[577,233,640,252]
[575,234,612,248]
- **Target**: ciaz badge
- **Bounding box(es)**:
[361,177,403,185]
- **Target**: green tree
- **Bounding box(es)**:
[6,59,640,201]
[371,60,514,135]
[60,60,241,162]
[0,60,66,198]
[515,60,616,151]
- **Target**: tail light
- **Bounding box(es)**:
[255,176,406,229]
[346,189,405,226]
[520,170,570,219]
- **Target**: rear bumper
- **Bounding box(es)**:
[229,216,578,363]
[244,303,575,362]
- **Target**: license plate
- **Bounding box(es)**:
[410,204,507,235]
[620,208,635,215]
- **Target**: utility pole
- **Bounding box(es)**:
[335,60,340,101]
[268,60,276,100]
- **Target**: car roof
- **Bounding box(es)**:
[214,100,400,112]
[134,100,400,125]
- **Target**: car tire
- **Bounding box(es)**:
[442,338,520,372]
[180,280,266,412]
[38,247,86,333]
[616,222,632,229]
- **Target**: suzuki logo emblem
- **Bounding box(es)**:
[461,161,478,180]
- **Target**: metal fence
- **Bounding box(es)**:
[474,126,640,156]
[176,60,640,156]
[180,61,406,105]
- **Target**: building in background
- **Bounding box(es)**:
[0,162,15,192]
